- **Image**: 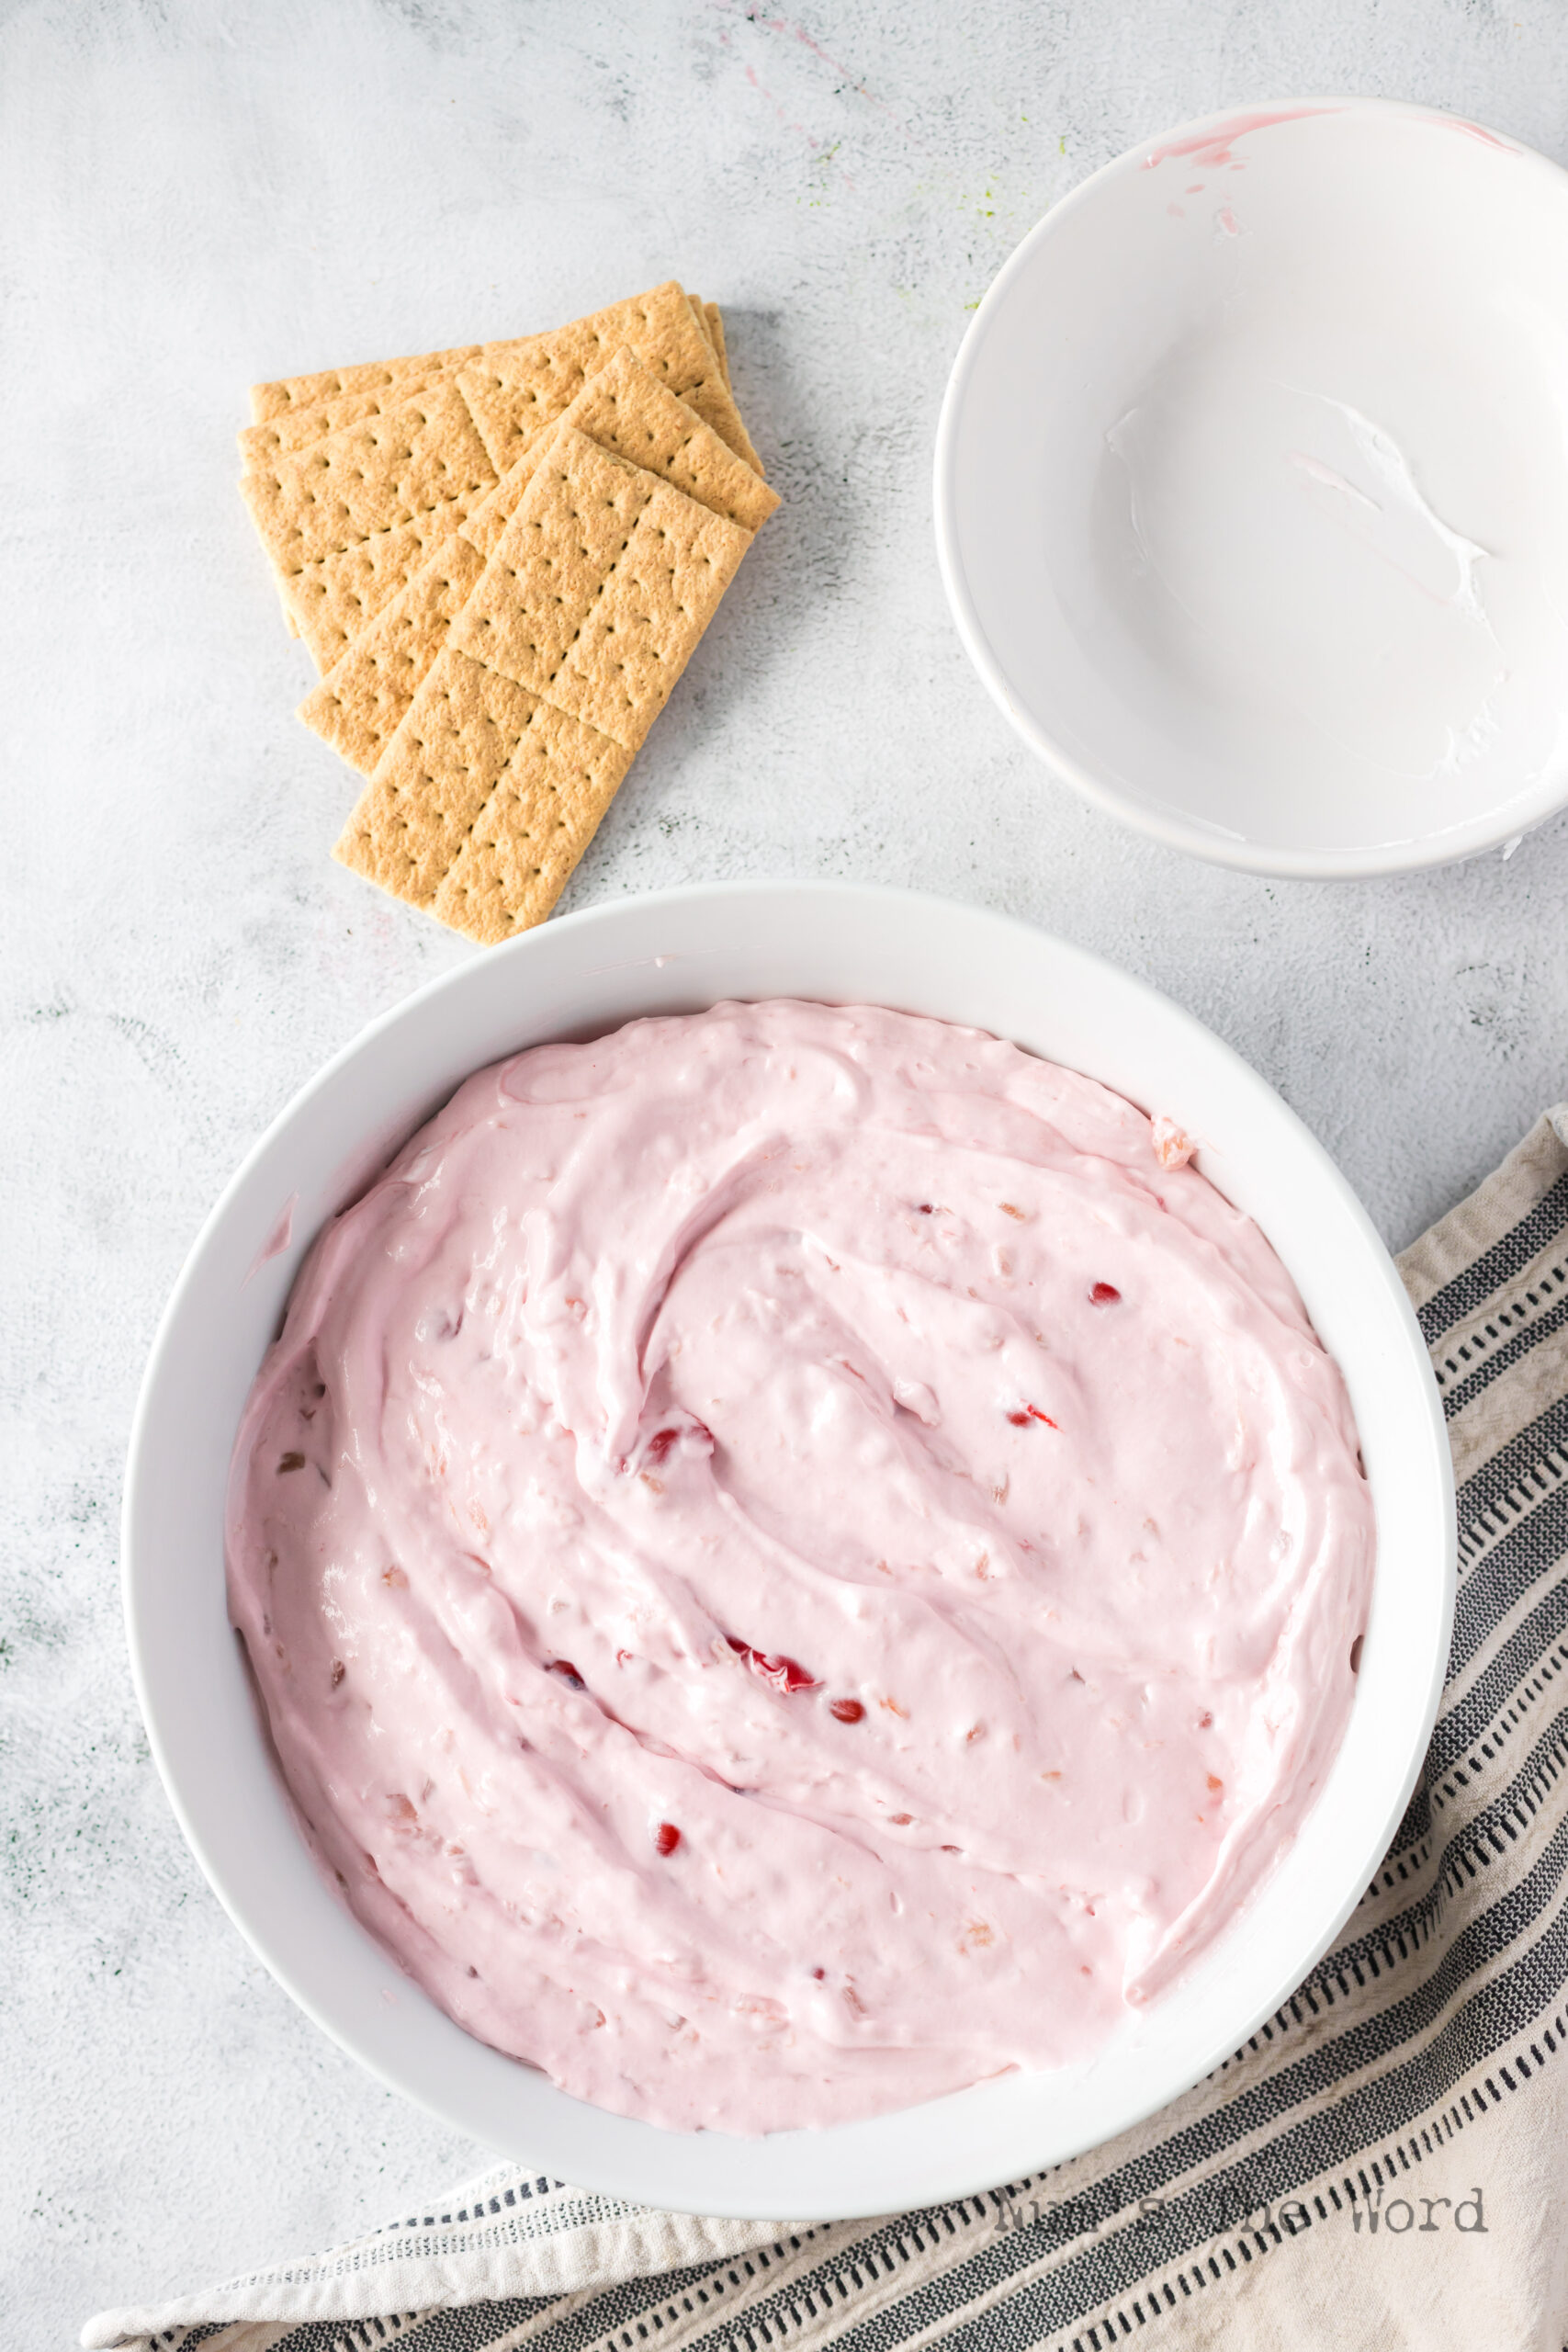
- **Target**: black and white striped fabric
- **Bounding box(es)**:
[87,1110,1568,2352]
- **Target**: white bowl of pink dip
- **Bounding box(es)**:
[123,883,1453,2219]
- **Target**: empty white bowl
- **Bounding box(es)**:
[123,884,1454,2217]
[935,99,1568,876]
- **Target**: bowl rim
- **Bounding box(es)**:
[122,880,1456,2215]
[932,94,1568,880]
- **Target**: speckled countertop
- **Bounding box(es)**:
[5,0,1568,2341]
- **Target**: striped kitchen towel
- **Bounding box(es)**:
[85,1108,1568,2352]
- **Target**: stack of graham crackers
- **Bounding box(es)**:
[239,283,777,944]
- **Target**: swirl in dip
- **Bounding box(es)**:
[227,1001,1373,2132]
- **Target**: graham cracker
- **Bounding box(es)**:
[250,342,484,424]
[240,364,467,471]
[431,729,632,941]
[335,422,761,943]
[241,283,743,474]
[564,349,774,531]
[458,279,762,481]
[242,377,495,573]
[449,425,752,751]
[298,534,489,773]
[334,647,632,914]
[299,350,777,775]
[705,303,730,389]
[242,378,498,671]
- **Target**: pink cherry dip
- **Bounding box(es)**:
[226,1000,1374,2132]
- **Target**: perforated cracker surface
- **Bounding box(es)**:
[242,380,498,669]
[333,647,632,935]
[458,279,761,480]
[564,349,776,532]
[334,419,762,941]
[298,534,488,774]
[240,367,467,471]
[430,734,633,942]
[284,502,490,672]
[299,351,776,775]
[243,287,771,943]
[241,379,496,574]
[249,343,483,424]
[450,426,750,752]
[243,279,707,460]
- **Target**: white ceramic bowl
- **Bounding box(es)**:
[935,99,1568,876]
[124,884,1454,2218]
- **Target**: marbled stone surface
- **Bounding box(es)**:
[5,0,1568,2340]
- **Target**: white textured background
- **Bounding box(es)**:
[5,0,1568,2342]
